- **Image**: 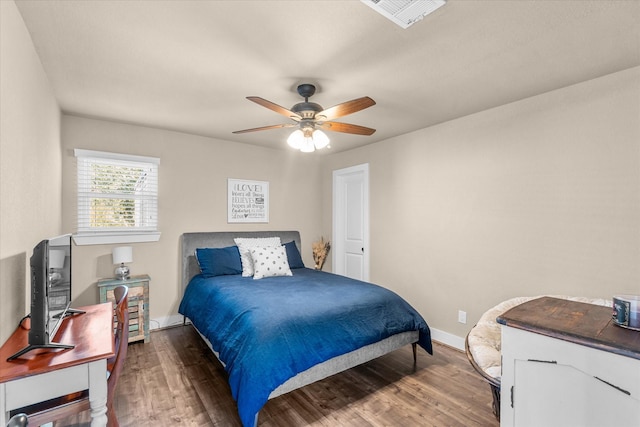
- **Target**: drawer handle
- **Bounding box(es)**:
[526,359,557,364]
[594,376,631,396]
[510,386,514,408]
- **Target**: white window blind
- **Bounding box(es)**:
[74,149,160,244]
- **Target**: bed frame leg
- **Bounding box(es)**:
[412,343,417,366]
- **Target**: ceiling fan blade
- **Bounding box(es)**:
[232,123,297,134]
[319,121,376,136]
[247,97,301,120]
[316,97,376,121]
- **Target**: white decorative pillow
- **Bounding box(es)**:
[249,245,292,280]
[234,237,281,277]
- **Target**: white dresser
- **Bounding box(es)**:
[498,296,640,427]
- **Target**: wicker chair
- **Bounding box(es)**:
[18,285,129,427]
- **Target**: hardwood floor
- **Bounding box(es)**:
[54,325,499,426]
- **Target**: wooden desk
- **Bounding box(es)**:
[0,303,115,426]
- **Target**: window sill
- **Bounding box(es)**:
[73,232,161,246]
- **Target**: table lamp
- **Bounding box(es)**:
[112,246,133,280]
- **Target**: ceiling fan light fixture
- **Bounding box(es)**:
[300,139,316,153]
[287,129,304,149]
[312,130,330,149]
[287,128,330,152]
[235,83,375,150]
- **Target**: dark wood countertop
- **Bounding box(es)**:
[497,296,640,361]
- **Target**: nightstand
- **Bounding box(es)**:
[98,274,150,343]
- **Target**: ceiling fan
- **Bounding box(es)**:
[233,84,376,152]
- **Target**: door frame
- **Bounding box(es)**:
[332,163,370,281]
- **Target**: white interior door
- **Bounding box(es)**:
[333,164,369,281]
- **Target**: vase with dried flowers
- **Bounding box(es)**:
[312,237,331,270]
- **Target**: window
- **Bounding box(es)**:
[74,149,160,245]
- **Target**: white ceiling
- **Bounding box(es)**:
[14,0,640,153]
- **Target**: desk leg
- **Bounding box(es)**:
[0,383,6,427]
[88,359,108,427]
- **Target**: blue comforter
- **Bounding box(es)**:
[178,268,431,426]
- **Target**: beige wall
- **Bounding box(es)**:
[0,1,62,343]
[2,0,638,346]
[321,67,640,340]
[61,115,324,326]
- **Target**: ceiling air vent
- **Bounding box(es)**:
[361,0,446,29]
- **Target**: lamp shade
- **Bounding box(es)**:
[300,139,316,153]
[287,129,305,149]
[49,249,66,269]
[287,128,330,152]
[112,246,133,265]
[312,130,329,149]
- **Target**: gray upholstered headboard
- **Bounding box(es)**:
[181,231,302,294]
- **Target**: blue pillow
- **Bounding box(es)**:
[284,240,305,269]
[196,246,242,277]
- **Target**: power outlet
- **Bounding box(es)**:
[458,310,467,324]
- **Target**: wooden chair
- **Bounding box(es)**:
[21,285,130,427]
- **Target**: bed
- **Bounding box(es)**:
[178,231,432,426]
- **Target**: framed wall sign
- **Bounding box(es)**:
[227,179,269,223]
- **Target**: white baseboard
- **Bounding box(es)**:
[150,314,187,330]
[430,327,465,351]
